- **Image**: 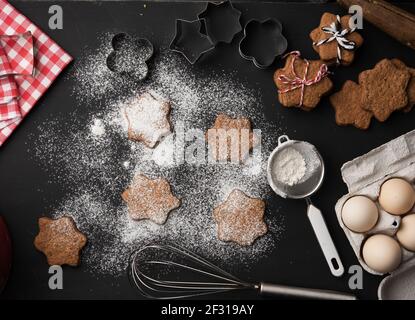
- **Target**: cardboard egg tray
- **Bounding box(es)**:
[335,129,415,276]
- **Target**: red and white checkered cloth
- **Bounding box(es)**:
[0,31,34,77]
[0,75,18,105]
[0,0,72,146]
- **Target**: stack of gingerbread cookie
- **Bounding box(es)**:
[273,11,415,130]
[331,59,415,130]
[274,12,364,111]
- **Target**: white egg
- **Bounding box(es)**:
[397,214,415,252]
[341,196,378,233]
[379,178,415,216]
[362,234,402,273]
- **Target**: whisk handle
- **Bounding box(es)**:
[259,283,356,300]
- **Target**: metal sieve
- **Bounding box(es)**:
[267,135,344,277]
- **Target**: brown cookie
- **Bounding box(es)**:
[274,52,333,110]
[125,92,171,148]
[34,216,87,266]
[206,114,258,162]
[330,80,372,130]
[213,189,267,246]
[359,59,411,122]
[122,174,180,224]
[391,59,415,113]
[310,13,363,66]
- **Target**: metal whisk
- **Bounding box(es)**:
[128,244,356,300]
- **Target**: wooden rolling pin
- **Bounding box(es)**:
[337,0,415,50]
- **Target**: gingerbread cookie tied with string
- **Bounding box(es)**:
[274,51,333,110]
[310,13,363,66]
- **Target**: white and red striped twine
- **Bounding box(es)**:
[277,51,329,107]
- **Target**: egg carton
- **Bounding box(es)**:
[335,129,415,278]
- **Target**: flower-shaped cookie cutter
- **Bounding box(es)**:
[106,33,154,81]
[197,1,242,45]
[170,19,215,65]
[239,18,288,69]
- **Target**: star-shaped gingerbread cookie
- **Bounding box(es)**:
[34,216,87,266]
[330,80,372,130]
[274,53,333,110]
[125,92,172,148]
[206,113,258,162]
[122,174,181,224]
[310,13,363,66]
[359,59,410,122]
[392,59,415,113]
[213,189,267,246]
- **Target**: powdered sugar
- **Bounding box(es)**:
[151,134,175,167]
[272,147,306,186]
[123,161,130,169]
[29,34,286,276]
[90,118,105,137]
[70,33,133,104]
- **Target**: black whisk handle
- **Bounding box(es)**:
[259,283,356,300]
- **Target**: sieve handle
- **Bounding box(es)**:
[277,135,290,146]
[307,203,344,277]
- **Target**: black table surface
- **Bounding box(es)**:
[1,0,415,300]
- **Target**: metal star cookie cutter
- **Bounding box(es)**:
[239,18,288,69]
[197,1,242,45]
[106,33,154,81]
[169,18,215,65]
